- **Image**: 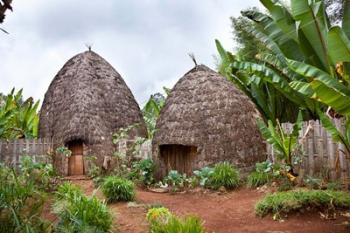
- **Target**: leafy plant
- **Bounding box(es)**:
[19,156,56,191]
[0,88,40,139]
[56,146,72,158]
[209,162,240,190]
[255,190,350,218]
[257,111,303,175]
[146,207,172,225]
[0,163,50,233]
[247,171,271,188]
[129,159,155,186]
[142,89,168,139]
[53,182,112,233]
[146,207,206,233]
[101,176,135,202]
[193,166,214,187]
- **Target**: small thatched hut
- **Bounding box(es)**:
[39,50,146,176]
[153,65,266,178]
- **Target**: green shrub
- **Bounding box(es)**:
[255,190,350,218]
[247,171,271,188]
[102,176,135,202]
[19,155,56,191]
[164,170,184,187]
[146,207,206,233]
[129,159,155,186]
[326,181,342,191]
[0,163,50,232]
[54,183,112,233]
[193,167,214,187]
[209,162,240,190]
[56,181,83,200]
[146,207,172,225]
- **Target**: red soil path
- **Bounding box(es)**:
[70,179,350,233]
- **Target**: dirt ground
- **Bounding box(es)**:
[63,179,350,233]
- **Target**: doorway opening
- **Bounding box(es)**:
[67,140,84,176]
[160,144,197,175]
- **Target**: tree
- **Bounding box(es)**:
[230,7,267,61]
[0,0,13,33]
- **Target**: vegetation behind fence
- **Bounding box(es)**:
[267,119,350,182]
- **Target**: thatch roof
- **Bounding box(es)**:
[153,65,265,175]
[39,50,146,145]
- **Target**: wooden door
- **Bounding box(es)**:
[68,141,84,175]
[160,145,197,175]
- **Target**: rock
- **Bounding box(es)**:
[218,186,227,193]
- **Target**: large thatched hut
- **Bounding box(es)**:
[153,65,266,178]
[39,50,146,176]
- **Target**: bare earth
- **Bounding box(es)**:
[47,179,350,233]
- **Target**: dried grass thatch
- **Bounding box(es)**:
[39,51,146,173]
[153,65,266,178]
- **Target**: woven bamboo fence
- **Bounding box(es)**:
[0,138,53,166]
[267,119,350,182]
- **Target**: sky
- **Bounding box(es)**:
[0,0,260,107]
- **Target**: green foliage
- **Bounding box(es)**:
[54,182,112,233]
[146,207,206,233]
[216,0,350,124]
[56,146,72,158]
[19,156,55,191]
[255,190,350,218]
[101,176,135,202]
[193,167,214,187]
[146,207,172,225]
[129,159,155,186]
[0,88,40,139]
[164,170,185,187]
[257,111,303,171]
[326,181,343,191]
[142,89,168,139]
[0,161,51,232]
[247,171,271,188]
[209,162,240,190]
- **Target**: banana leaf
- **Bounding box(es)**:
[328,26,350,63]
[288,60,350,115]
[291,0,330,71]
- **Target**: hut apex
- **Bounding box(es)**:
[188,53,198,67]
[39,50,146,176]
[152,65,266,178]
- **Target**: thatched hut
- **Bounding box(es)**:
[153,65,266,178]
[39,50,146,176]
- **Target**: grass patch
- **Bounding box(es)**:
[256,189,350,217]
[247,171,271,188]
[102,176,135,202]
[209,162,240,190]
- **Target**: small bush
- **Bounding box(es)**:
[146,207,172,225]
[129,159,155,186]
[247,171,271,188]
[193,166,214,187]
[0,163,50,232]
[326,181,342,191]
[56,181,83,200]
[54,183,112,232]
[209,162,240,190]
[146,207,206,233]
[102,176,135,202]
[255,190,350,218]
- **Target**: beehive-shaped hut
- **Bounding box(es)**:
[39,50,146,176]
[153,65,265,178]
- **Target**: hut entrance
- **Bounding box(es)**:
[160,145,197,175]
[67,140,84,176]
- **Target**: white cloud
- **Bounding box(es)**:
[0,0,260,106]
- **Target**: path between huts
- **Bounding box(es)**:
[70,179,350,233]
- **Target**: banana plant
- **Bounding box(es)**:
[142,88,168,139]
[0,88,39,139]
[257,111,303,174]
